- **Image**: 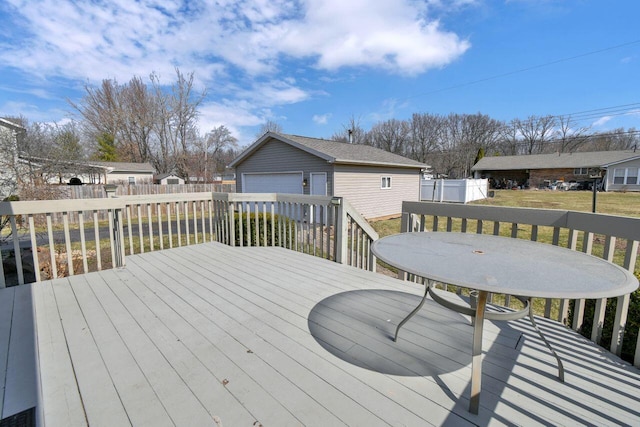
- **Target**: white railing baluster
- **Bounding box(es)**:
[157,203,164,250]
[167,203,173,248]
[137,204,144,253]
[184,202,191,246]
[147,203,154,252]
[78,212,88,274]
[93,210,102,271]
[28,215,40,283]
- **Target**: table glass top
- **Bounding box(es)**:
[371,232,638,298]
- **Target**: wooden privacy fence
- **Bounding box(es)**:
[32,183,235,224]
[0,192,378,288]
[400,200,640,366]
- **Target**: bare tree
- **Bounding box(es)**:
[369,118,411,155]
[256,120,283,138]
[554,115,591,153]
[331,115,369,145]
[165,69,206,179]
[408,113,444,163]
[517,115,556,154]
[496,119,520,156]
[72,68,205,177]
[587,128,639,151]
[189,125,237,182]
[118,76,157,163]
[69,79,121,151]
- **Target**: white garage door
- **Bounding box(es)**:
[243,172,303,194]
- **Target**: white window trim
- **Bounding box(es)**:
[381,176,392,189]
[625,167,639,185]
[613,167,640,185]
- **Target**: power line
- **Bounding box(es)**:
[554,103,640,123]
[400,39,640,101]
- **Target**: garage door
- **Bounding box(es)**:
[243,172,303,194]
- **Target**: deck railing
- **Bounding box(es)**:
[0,192,378,288]
[400,201,640,366]
[211,193,378,270]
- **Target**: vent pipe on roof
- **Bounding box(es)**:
[348,129,353,144]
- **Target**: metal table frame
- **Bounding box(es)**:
[393,280,564,414]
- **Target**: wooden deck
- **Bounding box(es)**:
[2,242,640,426]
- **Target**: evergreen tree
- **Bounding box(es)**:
[95,132,118,161]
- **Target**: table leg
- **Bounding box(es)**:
[527,298,565,382]
[394,279,433,342]
[469,290,488,415]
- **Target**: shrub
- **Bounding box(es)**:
[233,212,294,248]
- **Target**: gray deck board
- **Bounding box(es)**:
[2,285,38,420]
[33,281,86,426]
[2,241,640,426]
[0,286,14,418]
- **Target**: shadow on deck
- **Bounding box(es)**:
[2,242,639,426]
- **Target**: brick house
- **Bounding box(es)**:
[471,150,640,191]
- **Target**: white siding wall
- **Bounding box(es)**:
[606,158,640,192]
[107,172,155,184]
[334,165,421,219]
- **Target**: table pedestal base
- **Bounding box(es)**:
[394,282,565,414]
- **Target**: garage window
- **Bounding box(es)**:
[381,176,392,189]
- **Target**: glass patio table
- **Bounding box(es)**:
[371,232,638,414]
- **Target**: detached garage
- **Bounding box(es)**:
[243,171,304,194]
[229,132,428,219]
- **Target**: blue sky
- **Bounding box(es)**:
[1,0,639,147]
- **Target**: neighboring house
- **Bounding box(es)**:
[26,159,156,185]
[154,172,185,185]
[90,161,155,184]
[229,132,428,219]
[472,150,640,192]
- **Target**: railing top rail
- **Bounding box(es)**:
[213,193,336,206]
[118,192,214,204]
[0,198,124,215]
[402,201,640,241]
[343,198,379,240]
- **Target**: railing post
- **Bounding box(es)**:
[227,202,236,247]
[104,185,125,268]
[397,212,411,280]
[332,197,347,264]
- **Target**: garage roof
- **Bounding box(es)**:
[229,132,428,169]
[472,150,640,171]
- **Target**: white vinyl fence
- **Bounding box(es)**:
[421,179,489,203]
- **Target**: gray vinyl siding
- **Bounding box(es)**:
[605,158,640,192]
[235,140,334,195]
[334,165,421,219]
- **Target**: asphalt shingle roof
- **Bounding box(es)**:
[472,150,640,171]
[89,161,156,173]
[231,132,428,169]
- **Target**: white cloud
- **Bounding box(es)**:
[312,113,331,125]
[592,116,612,127]
[275,0,470,75]
[2,0,469,81]
[1,0,471,139]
